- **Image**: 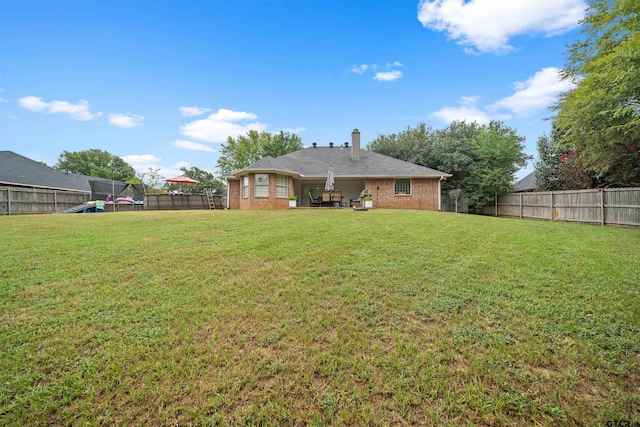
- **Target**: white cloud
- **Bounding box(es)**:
[351,64,369,75]
[0,98,7,103]
[179,106,212,117]
[489,67,576,116]
[352,61,403,78]
[18,96,103,120]
[374,70,403,82]
[417,0,586,54]
[172,140,217,152]
[121,154,188,178]
[180,108,268,143]
[122,154,162,172]
[208,109,258,122]
[108,113,144,128]
[280,127,306,134]
[160,161,190,179]
[433,67,576,123]
[19,96,48,111]
[432,96,491,124]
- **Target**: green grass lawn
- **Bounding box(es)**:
[1,209,638,426]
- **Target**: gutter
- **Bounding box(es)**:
[438,176,446,211]
[223,168,302,179]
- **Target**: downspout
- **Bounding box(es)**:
[224,179,229,209]
[438,176,445,211]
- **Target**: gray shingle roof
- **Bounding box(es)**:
[513,171,537,192]
[237,156,302,177]
[0,151,103,192]
[226,146,452,179]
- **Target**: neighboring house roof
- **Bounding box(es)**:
[514,171,537,192]
[0,150,102,193]
[223,146,452,179]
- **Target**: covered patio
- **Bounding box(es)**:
[298,179,367,207]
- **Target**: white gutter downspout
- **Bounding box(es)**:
[438,176,445,211]
[224,179,230,209]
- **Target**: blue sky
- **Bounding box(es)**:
[1,0,587,180]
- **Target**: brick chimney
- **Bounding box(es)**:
[351,129,360,160]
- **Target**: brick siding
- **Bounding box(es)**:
[227,180,240,209]
[365,178,439,210]
[234,173,293,210]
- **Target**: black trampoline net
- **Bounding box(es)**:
[89,180,145,201]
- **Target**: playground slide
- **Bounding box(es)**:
[55,204,91,214]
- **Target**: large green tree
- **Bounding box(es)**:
[367,122,435,166]
[368,121,479,191]
[554,0,640,185]
[216,130,303,175]
[464,123,530,210]
[54,149,136,182]
[369,121,529,211]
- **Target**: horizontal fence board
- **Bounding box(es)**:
[482,187,640,227]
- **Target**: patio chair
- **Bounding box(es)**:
[321,191,331,206]
[331,190,342,207]
[95,200,106,213]
[309,191,321,207]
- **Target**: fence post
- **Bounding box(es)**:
[600,189,605,226]
[54,190,58,212]
[7,188,11,216]
[495,193,498,217]
[519,192,523,219]
[550,191,554,221]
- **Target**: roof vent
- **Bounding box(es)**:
[329,142,334,148]
[312,142,317,148]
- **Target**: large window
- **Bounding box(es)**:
[242,176,248,198]
[254,174,269,197]
[276,174,288,198]
[395,179,411,195]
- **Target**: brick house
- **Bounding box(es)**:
[221,129,451,210]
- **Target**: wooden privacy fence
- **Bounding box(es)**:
[1,189,224,215]
[0,187,90,215]
[481,187,640,227]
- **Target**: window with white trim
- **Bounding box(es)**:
[394,179,411,195]
[254,174,269,197]
[242,176,249,198]
[276,174,288,198]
